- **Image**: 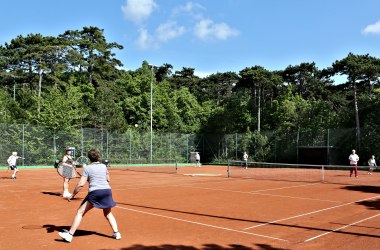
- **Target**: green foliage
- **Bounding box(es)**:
[29,85,87,132]
[241,131,270,161]
[1,27,380,163]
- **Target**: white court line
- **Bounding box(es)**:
[173,186,340,203]
[244,195,380,230]
[116,205,287,242]
[304,213,380,242]
[252,192,341,203]
[250,183,320,193]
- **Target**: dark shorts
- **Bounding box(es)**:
[9,165,17,170]
[82,189,116,209]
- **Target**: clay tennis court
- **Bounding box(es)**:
[0,165,379,250]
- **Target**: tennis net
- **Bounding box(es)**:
[124,162,178,174]
[228,160,378,185]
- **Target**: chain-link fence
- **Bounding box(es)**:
[0,123,376,166]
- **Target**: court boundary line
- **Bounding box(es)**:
[250,183,320,192]
[251,192,341,203]
[244,195,380,230]
[115,205,288,242]
[304,213,380,242]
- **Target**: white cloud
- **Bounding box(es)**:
[134,22,186,49]
[135,28,154,49]
[127,1,240,49]
[362,20,380,35]
[121,0,157,24]
[194,18,239,40]
[173,1,205,16]
[156,21,186,42]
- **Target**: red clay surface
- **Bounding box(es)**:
[0,165,379,250]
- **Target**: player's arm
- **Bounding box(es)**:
[62,155,68,163]
[68,175,88,200]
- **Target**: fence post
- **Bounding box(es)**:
[53,132,56,159]
[235,133,237,160]
[187,134,189,163]
[169,133,172,161]
[227,160,230,177]
[22,124,25,166]
[129,129,132,163]
[296,128,300,164]
[327,129,330,165]
[106,130,109,159]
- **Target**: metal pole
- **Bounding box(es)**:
[327,129,330,165]
[22,124,25,166]
[235,133,237,160]
[106,130,109,159]
[187,134,189,163]
[81,127,84,156]
[169,133,172,161]
[129,129,132,163]
[149,65,155,163]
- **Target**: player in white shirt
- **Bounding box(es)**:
[243,152,248,169]
[348,149,359,178]
[195,152,200,167]
[367,155,377,175]
[7,152,23,179]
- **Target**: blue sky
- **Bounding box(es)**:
[1,0,380,79]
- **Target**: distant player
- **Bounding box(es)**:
[62,148,74,198]
[195,152,200,167]
[7,152,23,179]
[367,155,377,175]
[348,149,359,178]
[243,152,248,169]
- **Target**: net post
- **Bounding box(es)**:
[321,165,325,182]
[227,160,230,177]
[175,161,178,173]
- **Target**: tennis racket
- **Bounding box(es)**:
[57,162,81,179]
[76,156,90,167]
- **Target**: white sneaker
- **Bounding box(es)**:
[58,231,73,242]
[112,232,121,240]
[63,192,72,198]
